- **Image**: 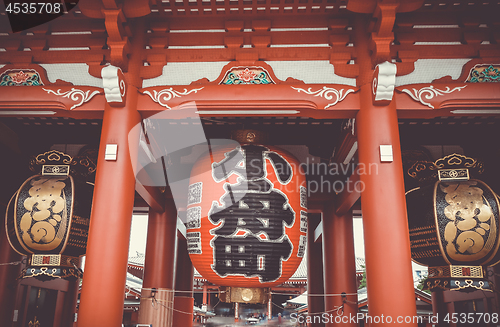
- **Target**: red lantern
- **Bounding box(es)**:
[186,132,307,290]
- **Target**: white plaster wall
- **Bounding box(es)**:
[142,62,230,87]
[396,59,472,86]
[267,60,356,86]
[40,63,103,87]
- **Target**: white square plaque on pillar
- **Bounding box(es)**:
[379,145,393,162]
[105,144,118,161]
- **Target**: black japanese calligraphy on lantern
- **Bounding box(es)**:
[209,145,295,283]
[212,235,292,282]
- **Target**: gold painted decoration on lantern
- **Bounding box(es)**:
[186,131,307,298]
[406,153,499,292]
[5,150,95,280]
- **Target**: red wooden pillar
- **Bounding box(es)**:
[138,198,178,326]
[0,214,22,326]
[352,10,417,325]
[322,206,357,327]
[173,237,194,327]
[77,85,141,327]
[307,213,325,327]
[202,284,208,309]
[431,290,447,327]
[62,259,82,327]
[356,86,418,325]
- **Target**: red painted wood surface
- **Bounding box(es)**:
[322,208,357,327]
[142,204,177,291]
[77,90,141,327]
[0,206,22,326]
[173,238,194,327]
[306,214,324,327]
[355,13,418,326]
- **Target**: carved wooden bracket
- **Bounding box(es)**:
[370,3,398,64]
[102,65,127,106]
[372,61,397,105]
[103,8,130,68]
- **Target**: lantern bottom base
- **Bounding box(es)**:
[21,266,82,281]
[219,286,270,304]
[423,277,492,293]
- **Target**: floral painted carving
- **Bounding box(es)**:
[291,86,356,109]
[220,67,274,85]
[143,87,204,109]
[42,88,100,110]
[0,69,43,86]
[466,64,500,83]
[400,85,467,109]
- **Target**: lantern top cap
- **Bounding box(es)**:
[30,150,73,170]
[408,153,484,183]
[29,149,97,178]
[231,129,269,144]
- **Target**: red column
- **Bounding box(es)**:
[322,206,357,327]
[138,198,178,326]
[173,238,194,327]
[62,258,82,327]
[353,11,417,325]
[356,86,418,325]
[202,284,208,309]
[0,214,22,326]
[307,213,325,327]
[77,84,141,326]
[445,302,457,327]
[431,290,447,327]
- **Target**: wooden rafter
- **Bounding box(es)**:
[0,0,498,79]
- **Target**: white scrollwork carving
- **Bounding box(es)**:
[119,79,126,97]
[291,86,355,109]
[373,61,397,103]
[143,87,205,109]
[42,88,100,110]
[400,85,467,109]
[101,65,126,104]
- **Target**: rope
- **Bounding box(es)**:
[270,291,357,297]
[141,287,226,294]
[0,261,22,266]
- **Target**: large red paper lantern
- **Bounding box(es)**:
[186,131,307,289]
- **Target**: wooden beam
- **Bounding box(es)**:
[135,182,164,212]
[331,121,357,164]
[335,168,361,216]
